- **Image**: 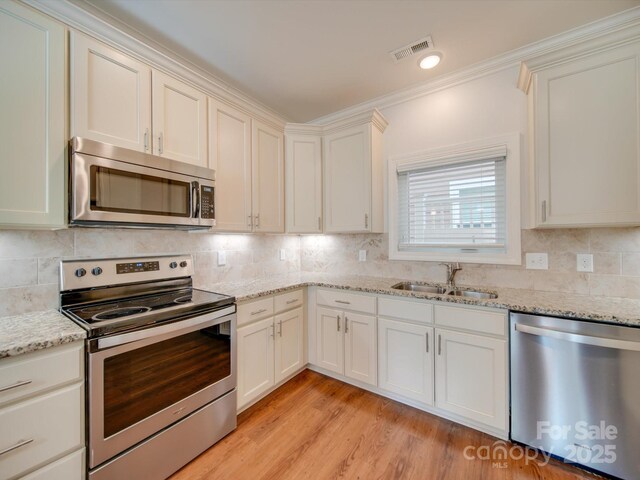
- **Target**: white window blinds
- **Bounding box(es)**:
[397,154,507,253]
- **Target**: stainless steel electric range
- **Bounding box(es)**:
[60,254,237,480]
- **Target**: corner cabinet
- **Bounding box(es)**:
[252,120,285,233]
[284,125,323,233]
[323,110,387,233]
[520,39,640,227]
[0,1,66,228]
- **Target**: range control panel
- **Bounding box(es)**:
[200,185,215,219]
[116,261,160,274]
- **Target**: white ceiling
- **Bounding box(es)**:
[82,0,639,122]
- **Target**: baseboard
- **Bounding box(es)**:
[236,366,308,414]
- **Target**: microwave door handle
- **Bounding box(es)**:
[191,181,200,219]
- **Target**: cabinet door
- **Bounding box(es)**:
[252,120,284,232]
[285,134,322,233]
[152,70,207,167]
[0,2,65,227]
[71,32,152,152]
[344,312,377,386]
[315,307,344,375]
[435,329,507,430]
[237,317,275,409]
[324,124,371,232]
[274,307,304,383]
[208,99,252,232]
[378,318,433,405]
[534,43,640,227]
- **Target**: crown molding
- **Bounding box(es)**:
[311,6,640,125]
[22,0,289,130]
[284,123,324,136]
[285,109,388,137]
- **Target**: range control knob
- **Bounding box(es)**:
[75,268,86,278]
[169,262,178,269]
[180,261,188,268]
[92,267,103,276]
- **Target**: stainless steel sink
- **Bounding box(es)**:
[390,282,448,294]
[391,282,497,299]
[448,289,498,299]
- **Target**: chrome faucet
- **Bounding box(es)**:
[441,262,462,291]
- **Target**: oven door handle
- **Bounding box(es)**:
[97,305,235,350]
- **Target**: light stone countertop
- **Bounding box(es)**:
[201,272,640,328]
[0,310,86,359]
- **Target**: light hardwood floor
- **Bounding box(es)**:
[170,370,600,480]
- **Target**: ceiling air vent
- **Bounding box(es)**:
[390,35,434,62]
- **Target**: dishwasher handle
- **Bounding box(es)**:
[515,323,640,352]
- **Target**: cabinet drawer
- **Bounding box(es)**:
[316,289,375,314]
[274,289,303,314]
[378,297,433,324]
[0,383,83,479]
[237,297,275,326]
[21,448,84,480]
[0,342,83,408]
[434,305,506,337]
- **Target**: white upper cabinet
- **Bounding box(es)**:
[285,126,323,233]
[71,32,152,153]
[208,99,252,232]
[0,1,65,228]
[323,110,387,233]
[152,70,208,167]
[520,39,640,227]
[252,120,285,233]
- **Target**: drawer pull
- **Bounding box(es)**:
[285,299,299,305]
[0,379,32,393]
[0,438,33,457]
[251,308,268,316]
[334,300,351,305]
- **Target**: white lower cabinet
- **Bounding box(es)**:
[378,318,434,406]
[0,342,84,479]
[237,291,305,410]
[434,328,507,431]
[316,306,377,386]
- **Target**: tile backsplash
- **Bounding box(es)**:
[2,227,640,316]
[299,229,640,299]
[0,229,300,317]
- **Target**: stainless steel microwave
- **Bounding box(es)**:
[69,138,215,229]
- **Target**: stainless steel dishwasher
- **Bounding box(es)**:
[510,312,640,480]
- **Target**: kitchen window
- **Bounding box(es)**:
[389,135,521,265]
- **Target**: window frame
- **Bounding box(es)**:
[389,134,521,265]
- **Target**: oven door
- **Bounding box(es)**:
[87,307,236,468]
[71,152,215,228]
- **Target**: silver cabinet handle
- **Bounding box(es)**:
[541,200,547,222]
[438,334,442,355]
[515,323,640,351]
[255,214,260,227]
[0,379,32,393]
[335,300,351,305]
[318,217,322,231]
[251,308,267,316]
[144,128,149,151]
[278,320,282,337]
[345,316,349,333]
[247,215,253,228]
[426,332,429,353]
[364,213,368,229]
[270,324,275,337]
[337,315,341,332]
[286,299,299,305]
[158,132,164,154]
[0,438,33,457]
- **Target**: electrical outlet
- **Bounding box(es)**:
[359,250,367,262]
[526,253,548,270]
[279,249,286,261]
[217,251,226,266]
[577,253,594,272]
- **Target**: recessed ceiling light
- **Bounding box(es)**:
[419,53,442,70]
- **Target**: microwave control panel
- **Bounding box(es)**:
[201,186,215,219]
